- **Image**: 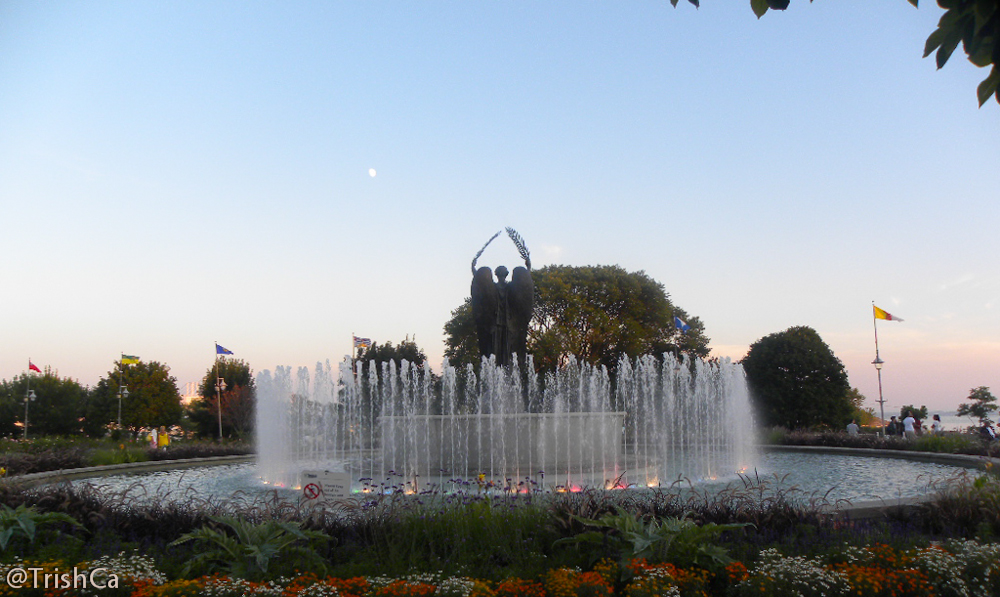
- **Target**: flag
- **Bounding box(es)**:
[216,344,234,355]
[353,335,372,348]
[873,306,904,322]
[28,360,41,373]
[121,354,140,365]
[674,316,691,333]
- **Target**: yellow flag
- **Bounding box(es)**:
[121,355,140,365]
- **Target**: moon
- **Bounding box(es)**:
[368,168,376,177]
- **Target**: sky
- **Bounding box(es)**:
[1,1,997,416]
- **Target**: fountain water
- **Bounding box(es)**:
[255,353,757,493]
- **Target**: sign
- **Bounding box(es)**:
[302,483,322,500]
[300,470,351,501]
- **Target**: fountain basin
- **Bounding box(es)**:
[64,449,989,509]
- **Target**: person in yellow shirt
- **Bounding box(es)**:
[157,426,169,450]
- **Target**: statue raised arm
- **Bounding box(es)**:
[470,228,533,368]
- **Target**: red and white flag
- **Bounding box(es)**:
[28,360,41,373]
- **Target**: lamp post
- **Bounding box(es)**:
[23,389,36,440]
[872,356,885,436]
[117,386,129,429]
[215,376,226,439]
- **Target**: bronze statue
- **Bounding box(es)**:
[471,228,533,368]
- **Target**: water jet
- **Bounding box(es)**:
[255,353,757,493]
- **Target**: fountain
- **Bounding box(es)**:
[255,352,757,493]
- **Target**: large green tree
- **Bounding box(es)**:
[1,369,88,437]
[741,325,852,429]
[956,386,998,426]
[671,0,1000,107]
[444,265,709,372]
[86,360,183,436]
[189,358,256,439]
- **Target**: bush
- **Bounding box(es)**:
[0,447,89,476]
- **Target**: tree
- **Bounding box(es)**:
[741,326,852,429]
[191,358,256,439]
[87,360,183,436]
[0,382,20,437]
[846,387,878,426]
[356,337,428,378]
[1,369,88,437]
[443,265,709,373]
[956,386,998,426]
[899,404,930,421]
[443,298,480,370]
[670,0,1000,107]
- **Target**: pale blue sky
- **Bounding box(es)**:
[2,1,997,414]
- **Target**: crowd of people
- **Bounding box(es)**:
[869,411,998,440]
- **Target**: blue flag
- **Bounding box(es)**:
[216,343,234,355]
[674,316,691,333]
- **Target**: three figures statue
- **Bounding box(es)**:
[471,228,533,368]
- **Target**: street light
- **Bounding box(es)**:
[118,385,129,429]
[23,389,36,440]
[215,377,227,439]
[872,356,886,436]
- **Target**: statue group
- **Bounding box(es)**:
[470,228,533,368]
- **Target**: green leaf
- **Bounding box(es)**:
[968,41,993,67]
[924,27,947,58]
[936,26,965,69]
[977,66,999,106]
[17,516,36,542]
[751,0,770,19]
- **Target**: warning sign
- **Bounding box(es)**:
[302,483,322,500]
[300,470,351,501]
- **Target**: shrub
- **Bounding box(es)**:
[169,515,330,581]
[555,510,748,572]
[0,503,81,553]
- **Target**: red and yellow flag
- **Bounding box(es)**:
[873,305,903,322]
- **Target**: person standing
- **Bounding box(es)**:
[931,414,944,435]
[902,411,917,439]
[886,416,900,436]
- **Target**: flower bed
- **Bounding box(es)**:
[3,542,998,597]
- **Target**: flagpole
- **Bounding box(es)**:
[215,343,223,440]
[24,359,32,440]
[871,302,886,437]
[119,353,123,429]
